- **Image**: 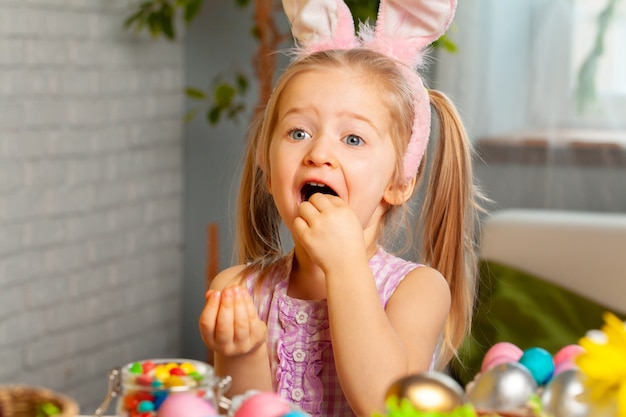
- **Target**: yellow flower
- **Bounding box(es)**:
[576,312,626,416]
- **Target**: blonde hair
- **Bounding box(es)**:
[235,48,484,369]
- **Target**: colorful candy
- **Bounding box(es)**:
[118,359,213,417]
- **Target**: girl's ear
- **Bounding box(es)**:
[383,177,416,206]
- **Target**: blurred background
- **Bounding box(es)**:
[0,0,624,413]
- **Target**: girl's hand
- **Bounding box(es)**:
[293,193,368,272]
[199,285,267,357]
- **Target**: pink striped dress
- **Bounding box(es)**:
[245,247,423,417]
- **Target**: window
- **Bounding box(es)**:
[435,0,626,147]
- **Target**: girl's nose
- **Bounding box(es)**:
[304,137,336,167]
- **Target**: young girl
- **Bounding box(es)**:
[200,0,483,416]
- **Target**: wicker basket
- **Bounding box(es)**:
[0,385,79,417]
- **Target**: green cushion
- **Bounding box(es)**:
[450,260,626,385]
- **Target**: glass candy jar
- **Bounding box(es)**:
[93,358,231,417]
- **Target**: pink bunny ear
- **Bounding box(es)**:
[371,0,456,67]
[364,0,456,181]
[282,0,359,54]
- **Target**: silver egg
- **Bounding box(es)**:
[386,372,465,413]
[466,362,537,412]
[541,368,588,417]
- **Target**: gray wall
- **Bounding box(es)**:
[0,0,185,412]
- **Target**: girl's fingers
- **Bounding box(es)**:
[214,287,235,346]
[307,192,338,210]
[232,286,251,344]
[205,285,265,356]
[199,290,221,347]
[297,200,321,222]
[245,291,266,341]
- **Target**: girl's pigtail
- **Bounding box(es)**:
[235,114,283,266]
[419,89,484,368]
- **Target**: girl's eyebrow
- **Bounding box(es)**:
[280,107,382,136]
[339,110,382,136]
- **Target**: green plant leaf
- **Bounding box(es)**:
[227,103,245,120]
[186,87,207,100]
[214,84,236,107]
[160,2,176,39]
[345,0,379,27]
[147,11,161,37]
[122,8,146,31]
[207,106,222,125]
[184,108,199,123]
[236,74,249,94]
[432,33,457,53]
[235,0,251,8]
[185,0,204,23]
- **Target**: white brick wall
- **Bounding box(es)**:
[0,0,185,412]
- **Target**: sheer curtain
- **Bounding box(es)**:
[433,0,626,213]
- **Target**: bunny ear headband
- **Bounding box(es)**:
[282,0,456,180]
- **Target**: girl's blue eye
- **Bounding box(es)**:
[289,129,310,141]
[344,134,363,146]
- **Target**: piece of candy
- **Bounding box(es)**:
[142,361,156,374]
[169,367,185,376]
[136,374,154,386]
[179,362,196,374]
[165,376,184,388]
[130,362,143,374]
[154,367,170,381]
[137,400,155,413]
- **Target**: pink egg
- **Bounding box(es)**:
[233,392,291,417]
[481,342,523,372]
[553,344,584,366]
[156,393,217,417]
[553,359,577,375]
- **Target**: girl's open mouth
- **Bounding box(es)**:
[300,182,338,202]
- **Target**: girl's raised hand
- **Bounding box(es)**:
[293,193,368,272]
[199,286,267,357]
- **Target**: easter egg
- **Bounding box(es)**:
[541,368,588,417]
[281,411,309,417]
[156,393,217,417]
[481,342,523,372]
[385,372,464,413]
[233,392,291,417]
[553,359,577,376]
[552,345,584,376]
[518,347,554,385]
[466,362,537,412]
